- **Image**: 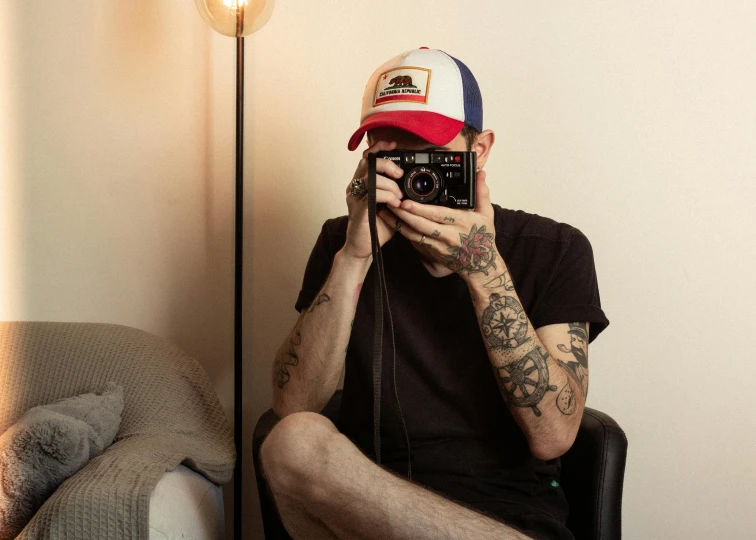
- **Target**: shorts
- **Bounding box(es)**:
[380,439,574,540]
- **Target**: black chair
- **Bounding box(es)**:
[253,391,627,539]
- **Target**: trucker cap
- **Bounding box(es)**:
[347,48,483,151]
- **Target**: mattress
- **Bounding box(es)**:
[148,464,225,540]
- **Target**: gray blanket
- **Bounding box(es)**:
[0,322,235,539]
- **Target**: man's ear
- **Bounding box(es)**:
[473,129,495,171]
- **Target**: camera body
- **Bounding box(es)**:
[374,150,476,209]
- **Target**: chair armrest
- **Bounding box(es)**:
[561,407,628,540]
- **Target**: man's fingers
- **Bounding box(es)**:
[349,184,402,207]
[350,153,404,195]
[376,189,402,207]
[354,154,403,181]
[397,199,460,225]
[375,157,404,180]
[473,169,493,216]
[378,210,407,233]
[362,140,397,159]
[379,210,440,251]
[388,205,448,242]
[346,174,402,201]
[376,176,404,200]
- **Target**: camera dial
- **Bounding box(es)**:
[405,166,442,203]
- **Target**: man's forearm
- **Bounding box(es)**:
[273,250,371,418]
[466,255,582,460]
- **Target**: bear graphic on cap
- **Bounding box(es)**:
[388,75,414,88]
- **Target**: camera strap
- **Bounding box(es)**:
[367,153,412,479]
[367,154,383,465]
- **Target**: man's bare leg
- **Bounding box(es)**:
[260,412,532,540]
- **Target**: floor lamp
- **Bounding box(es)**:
[193,1,274,538]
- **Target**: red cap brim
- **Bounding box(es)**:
[347,111,464,151]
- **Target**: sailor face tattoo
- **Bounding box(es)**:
[557,322,588,368]
[482,293,531,349]
[557,323,589,395]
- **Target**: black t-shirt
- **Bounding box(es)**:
[295,203,609,524]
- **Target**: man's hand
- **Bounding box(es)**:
[379,169,499,281]
[341,141,405,260]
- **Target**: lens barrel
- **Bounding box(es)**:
[405,167,441,203]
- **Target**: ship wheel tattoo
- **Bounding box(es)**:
[482,293,531,349]
[497,346,557,417]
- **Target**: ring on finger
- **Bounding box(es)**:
[419,234,426,244]
[349,176,368,198]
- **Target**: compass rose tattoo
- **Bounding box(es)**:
[482,293,531,349]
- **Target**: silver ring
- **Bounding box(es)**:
[349,177,368,198]
[419,234,426,244]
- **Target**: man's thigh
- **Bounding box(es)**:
[384,467,574,540]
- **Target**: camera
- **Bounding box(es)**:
[374,150,476,209]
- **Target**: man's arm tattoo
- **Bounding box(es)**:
[445,224,497,275]
[557,358,588,397]
[557,322,588,368]
[496,346,557,417]
[556,322,589,395]
[482,293,531,349]
[556,380,577,415]
[276,330,302,388]
[276,293,331,388]
[307,293,331,312]
[483,271,515,291]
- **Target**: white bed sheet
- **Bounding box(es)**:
[148,464,225,540]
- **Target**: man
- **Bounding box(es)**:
[261,48,609,540]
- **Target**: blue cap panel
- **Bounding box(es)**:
[444,52,483,132]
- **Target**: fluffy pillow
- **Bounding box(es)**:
[0,382,124,539]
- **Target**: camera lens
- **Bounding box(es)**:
[404,167,441,203]
[412,173,435,196]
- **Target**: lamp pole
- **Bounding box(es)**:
[193,2,274,537]
[233,10,244,539]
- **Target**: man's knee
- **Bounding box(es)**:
[260,411,341,499]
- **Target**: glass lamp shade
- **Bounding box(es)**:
[195,0,274,37]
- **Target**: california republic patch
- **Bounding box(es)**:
[373,67,431,107]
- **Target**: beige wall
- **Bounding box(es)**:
[3,1,755,539]
[0,0,237,535]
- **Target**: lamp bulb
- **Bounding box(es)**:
[195,0,274,37]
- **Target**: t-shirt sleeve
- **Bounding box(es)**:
[531,229,609,343]
[294,219,345,313]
